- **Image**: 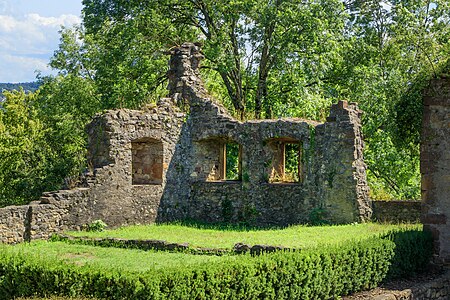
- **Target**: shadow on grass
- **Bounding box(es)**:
[159,218,289,232]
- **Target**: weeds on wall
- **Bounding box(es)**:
[84,220,108,232]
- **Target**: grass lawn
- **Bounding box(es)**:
[2,223,420,275]
[1,241,229,273]
[65,222,421,249]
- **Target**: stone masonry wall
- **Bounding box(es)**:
[372,200,421,223]
[421,77,450,265]
[1,99,185,243]
[159,43,371,225]
[1,43,371,243]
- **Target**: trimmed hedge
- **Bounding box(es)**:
[0,229,432,300]
[382,228,433,280]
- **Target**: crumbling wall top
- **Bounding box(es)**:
[167,42,207,106]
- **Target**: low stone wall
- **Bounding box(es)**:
[378,270,450,300]
[0,201,70,243]
[372,200,421,223]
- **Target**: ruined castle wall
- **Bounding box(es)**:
[1,43,372,243]
[0,100,186,244]
[159,43,371,226]
[372,200,421,223]
[0,199,72,243]
[421,77,450,264]
[315,101,371,223]
[73,101,185,227]
[0,205,30,243]
[180,103,370,225]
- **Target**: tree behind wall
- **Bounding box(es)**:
[1,0,449,206]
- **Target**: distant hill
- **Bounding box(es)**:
[0,82,40,100]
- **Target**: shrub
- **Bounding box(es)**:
[85,220,107,232]
[381,228,433,280]
[0,238,393,299]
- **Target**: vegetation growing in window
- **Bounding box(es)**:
[285,143,301,183]
[268,140,302,183]
[225,142,241,180]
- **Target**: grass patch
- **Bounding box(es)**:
[16,298,96,300]
[1,241,229,273]
[65,222,421,249]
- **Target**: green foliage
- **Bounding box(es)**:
[335,0,450,199]
[0,227,432,299]
[225,143,240,180]
[382,228,433,280]
[284,143,300,183]
[80,0,347,119]
[0,75,99,206]
[0,90,58,206]
[85,220,108,232]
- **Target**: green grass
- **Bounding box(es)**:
[2,241,229,273]
[65,222,421,249]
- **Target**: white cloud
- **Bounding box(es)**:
[27,13,81,28]
[0,53,50,82]
[0,15,17,32]
[0,12,81,82]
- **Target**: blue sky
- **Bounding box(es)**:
[0,0,83,82]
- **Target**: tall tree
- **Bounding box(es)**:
[334,0,450,199]
[0,90,55,206]
[80,0,347,119]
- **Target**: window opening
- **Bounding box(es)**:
[204,140,242,182]
[268,140,302,183]
[132,139,163,185]
[225,142,242,181]
[285,143,301,183]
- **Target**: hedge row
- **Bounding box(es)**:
[0,230,432,300]
[382,228,433,280]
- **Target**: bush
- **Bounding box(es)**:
[84,220,107,232]
[382,228,433,280]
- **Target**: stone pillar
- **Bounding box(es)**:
[316,100,372,223]
[421,77,450,265]
[166,42,206,107]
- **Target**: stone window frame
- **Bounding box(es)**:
[266,137,304,184]
[198,137,243,182]
[131,137,164,185]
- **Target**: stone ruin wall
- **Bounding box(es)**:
[421,77,450,265]
[0,99,185,243]
[0,43,371,243]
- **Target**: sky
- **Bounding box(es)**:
[0,0,83,83]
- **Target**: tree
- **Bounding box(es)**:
[334,0,450,199]
[80,0,347,119]
[0,90,55,206]
[2,0,447,206]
